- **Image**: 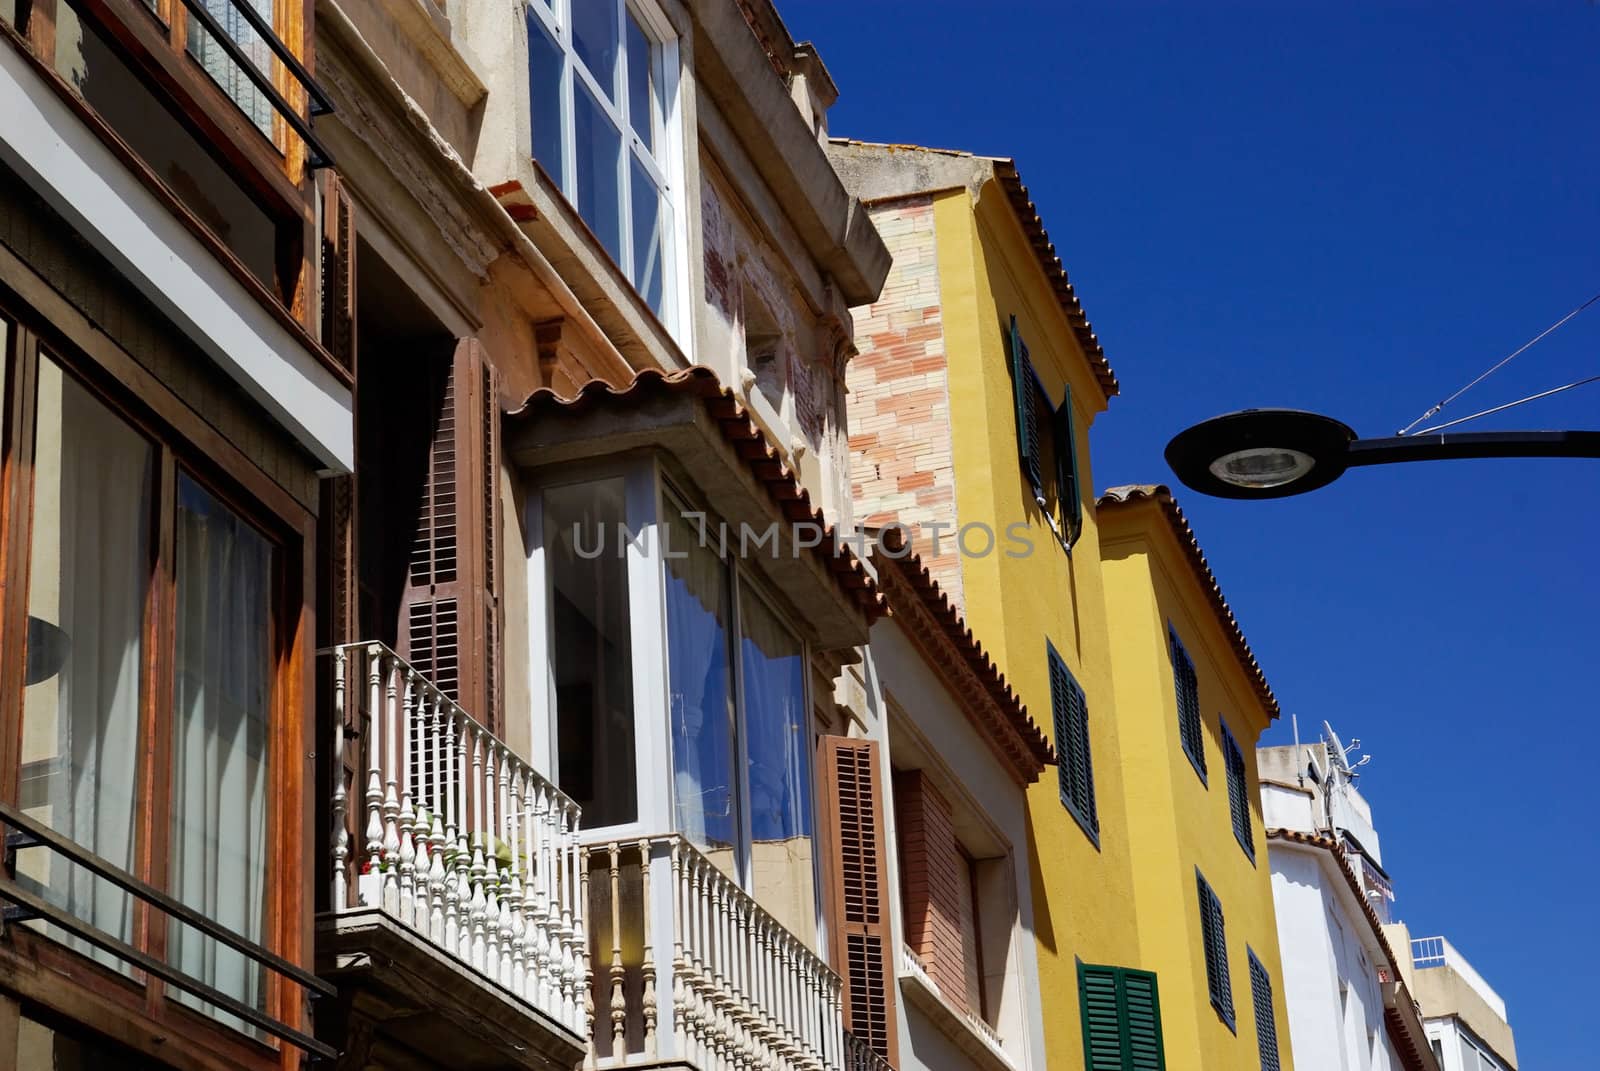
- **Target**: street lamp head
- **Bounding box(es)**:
[1165,409,1357,499]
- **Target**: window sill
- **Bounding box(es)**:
[897,945,1018,1071]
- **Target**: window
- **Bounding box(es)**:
[1196,871,1234,1030]
[1170,626,1207,783]
[526,0,675,322]
[1248,950,1280,1071]
[1048,642,1098,843]
[10,343,288,1037]
[1079,963,1166,1070]
[1006,315,1083,547]
[1223,721,1254,861]
[186,0,279,140]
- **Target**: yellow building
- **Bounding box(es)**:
[829,140,1144,1069]
[1097,485,1295,1071]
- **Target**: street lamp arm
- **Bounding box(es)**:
[1346,430,1600,468]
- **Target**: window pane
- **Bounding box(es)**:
[19,356,154,967]
[665,508,737,877]
[572,0,619,100]
[185,0,279,140]
[547,479,637,827]
[630,155,665,315]
[625,10,655,153]
[574,81,624,266]
[528,9,566,189]
[168,474,273,1031]
[740,586,813,938]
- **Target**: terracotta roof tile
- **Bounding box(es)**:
[508,366,886,623]
[1097,484,1279,719]
[875,528,1055,781]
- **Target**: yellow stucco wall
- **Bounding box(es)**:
[1099,501,1295,1071]
[929,184,1143,1069]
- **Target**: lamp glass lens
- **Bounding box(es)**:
[1208,446,1316,489]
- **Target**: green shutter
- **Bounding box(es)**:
[1223,724,1254,861]
[1170,628,1207,782]
[1080,963,1167,1071]
[1050,644,1098,842]
[1249,951,1281,1071]
[1053,383,1083,546]
[1008,316,1042,490]
[1198,873,1235,1030]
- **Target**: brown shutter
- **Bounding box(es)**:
[892,768,967,1011]
[820,735,898,1066]
[319,172,357,374]
[399,339,502,731]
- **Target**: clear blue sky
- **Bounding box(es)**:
[797,2,1598,1065]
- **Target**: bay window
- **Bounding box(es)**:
[525,0,677,324]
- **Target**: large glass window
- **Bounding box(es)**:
[526,0,673,321]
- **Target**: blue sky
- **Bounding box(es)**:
[796,2,1598,1064]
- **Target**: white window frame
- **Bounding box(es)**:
[524,0,689,339]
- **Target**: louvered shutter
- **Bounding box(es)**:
[399,339,502,731]
[1052,384,1083,546]
[1223,725,1254,860]
[1050,645,1098,840]
[1170,629,1206,780]
[1197,874,1234,1027]
[320,172,357,374]
[1008,316,1041,491]
[821,736,898,1065]
[1122,969,1166,1070]
[1249,952,1280,1071]
[1080,964,1167,1071]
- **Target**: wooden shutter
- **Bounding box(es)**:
[892,768,966,1009]
[820,736,897,1065]
[1007,315,1041,490]
[1197,873,1234,1026]
[399,339,502,731]
[1080,964,1166,1071]
[319,172,357,374]
[1249,952,1280,1071]
[1170,628,1207,779]
[1049,645,1098,839]
[1052,383,1083,546]
[1223,724,1254,860]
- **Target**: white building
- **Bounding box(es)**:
[1382,930,1518,1071]
[1258,728,1438,1071]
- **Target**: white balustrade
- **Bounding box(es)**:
[330,642,586,1036]
[584,836,844,1071]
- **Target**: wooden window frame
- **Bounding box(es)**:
[0,0,345,383]
[0,256,314,1071]
[1169,625,1207,785]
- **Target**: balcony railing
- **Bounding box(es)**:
[585,836,844,1071]
[329,642,586,1035]
[1410,936,1507,1020]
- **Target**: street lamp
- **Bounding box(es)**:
[1164,408,1600,500]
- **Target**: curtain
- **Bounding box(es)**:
[664,510,737,867]
[188,0,277,138]
[167,475,272,1031]
[22,360,152,971]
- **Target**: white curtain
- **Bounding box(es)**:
[167,475,271,1031]
[188,0,277,137]
[25,361,152,969]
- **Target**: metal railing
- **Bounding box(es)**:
[0,801,336,1060]
[1410,936,1507,1020]
[330,641,587,1035]
[178,0,335,168]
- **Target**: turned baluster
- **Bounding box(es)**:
[331,648,350,910]
[607,842,626,1057]
[426,691,448,943]
[396,669,418,926]
[639,838,657,1056]
[362,646,384,907]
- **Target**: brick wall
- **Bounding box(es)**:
[845,196,962,607]
[893,768,968,1010]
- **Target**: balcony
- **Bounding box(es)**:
[1410,936,1505,1021]
[586,836,844,1071]
[323,642,587,1069]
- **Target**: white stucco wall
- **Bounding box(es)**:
[1270,845,1404,1071]
[864,617,1048,1071]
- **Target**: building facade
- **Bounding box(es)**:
[1096,485,1296,1071]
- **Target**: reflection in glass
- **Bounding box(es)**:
[547,479,638,827]
[528,10,566,190]
[19,356,154,966]
[168,475,273,1029]
[630,155,664,316]
[186,0,279,138]
[572,0,619,100]
[626,11,656,153]
[740,587,813,940]
[574,81,624,265]
[665,508,738,875]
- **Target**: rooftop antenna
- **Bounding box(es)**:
[1292,713,1304,788]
